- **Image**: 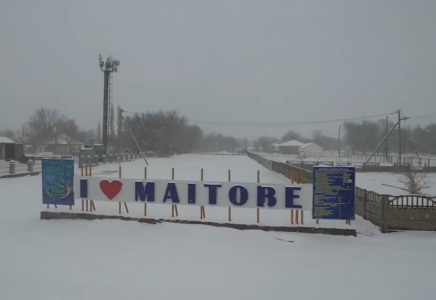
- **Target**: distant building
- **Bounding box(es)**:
[298,143,324,157]
[278,140,306,154]
[0,137,22,160]
[45,135,84,155]
[277,140,324,157]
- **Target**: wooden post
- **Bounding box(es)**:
[144,167,147,216]
[119,165,122,214]
[290,210,294,224]
[81,166,84,211]
[200,168,205,219]
[300,210,304,225]
[316,219,319,225]
[228,170,231,222]
[256,170,260,223]
[300,172,304,184]
[89,165,94,212]
[172,168,178,217]
[295,209,299,224]
[290,170,294,183]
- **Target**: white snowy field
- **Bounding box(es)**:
[256,152,436,196]
[0,154,435,300]
[356,172,436,196]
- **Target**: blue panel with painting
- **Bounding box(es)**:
[42,159,74,205]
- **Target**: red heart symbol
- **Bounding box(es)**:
[99,180,122,200]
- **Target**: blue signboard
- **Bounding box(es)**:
[312,166,355,220]
[42,159,74,205]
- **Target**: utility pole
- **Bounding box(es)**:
[117,106,122,153]
[397,109,401,164]
[385,116,388,157]
[99,54,120,155]
[338,125,341,156]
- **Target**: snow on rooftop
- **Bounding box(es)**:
[0,137,15,144]
[278,140,305,147]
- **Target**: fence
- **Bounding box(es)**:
[0,160,42,178]
[354,187,436,232]
[248,152,436,232]
[248,152,313,183]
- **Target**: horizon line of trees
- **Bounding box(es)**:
[4,108,434,156]
[0,107,244,156]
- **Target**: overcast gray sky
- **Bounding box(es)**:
[1,0,435,139]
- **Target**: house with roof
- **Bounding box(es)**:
[277,139,323,156]
[277,140,306,154]
[45,135,84,155]
[0,137,23,160]
[298,143,324,157]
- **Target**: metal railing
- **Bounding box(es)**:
[388,195,436,209]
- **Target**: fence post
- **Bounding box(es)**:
[94,155,99,165]
[27,160,34,173]
[9,161,16,175]
[363,190,367,219]
[79,155,84,168]
[381,195,389,233]
[102,154,107,164]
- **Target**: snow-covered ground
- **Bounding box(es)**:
[256,152,436,196]
[0,154,435,300]
[357,172,436,196]
[257,151,436,167]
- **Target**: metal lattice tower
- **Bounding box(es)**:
[99,54,120,155]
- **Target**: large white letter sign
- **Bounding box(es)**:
[74,177,312,210]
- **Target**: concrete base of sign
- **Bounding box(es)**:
[40,211,357,236]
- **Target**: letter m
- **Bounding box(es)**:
[135,181,155,202]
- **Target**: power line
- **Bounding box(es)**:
[407,113,436,120]
[189,112,397,127]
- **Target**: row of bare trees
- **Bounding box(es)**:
[0,107,94,153]
[122,111,241,156]
[344,120,436,155]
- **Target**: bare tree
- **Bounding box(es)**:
[14,124,30,143]
[27,107,63,146]
[0,129,15,139]
[61,119,80,153]
[399,170,430,194]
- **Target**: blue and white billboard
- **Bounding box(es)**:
[312,166,355,220]
[42,159,74,206]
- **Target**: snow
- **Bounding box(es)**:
[356,172,436,196]
[0,154,435,300]
[277,139,306,147]
[0,136,15,144]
